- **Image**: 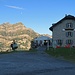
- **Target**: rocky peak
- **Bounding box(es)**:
[0,22,40,51]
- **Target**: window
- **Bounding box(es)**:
[56,39,63,46]
[66,32,73,37]
[66,39,73,45]
[66,23,73,28]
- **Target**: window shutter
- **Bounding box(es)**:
[66,32,68,37]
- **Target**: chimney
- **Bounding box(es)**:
[65,14,67,17]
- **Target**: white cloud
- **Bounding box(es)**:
[5,5,24,10]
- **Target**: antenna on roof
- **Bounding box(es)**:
[65,14,67,17]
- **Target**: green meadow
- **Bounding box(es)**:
[46,47,75,62]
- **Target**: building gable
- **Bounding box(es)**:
[49,15,75,31]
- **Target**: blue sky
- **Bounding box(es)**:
[0,0,75,35]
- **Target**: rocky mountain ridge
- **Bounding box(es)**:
[0,22,51,51]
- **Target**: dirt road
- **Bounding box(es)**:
[0,48,75,75]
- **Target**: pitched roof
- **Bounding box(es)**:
[34,36,52,40]
[49,15,75,31]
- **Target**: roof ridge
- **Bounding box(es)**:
[49,14,75,31]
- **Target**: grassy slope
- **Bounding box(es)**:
[0,49,37,54]
[46,47,75,62]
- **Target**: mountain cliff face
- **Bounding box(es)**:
[0,22,52,51]
[0,22,40,51]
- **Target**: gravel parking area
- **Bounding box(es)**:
[0,47,75,75]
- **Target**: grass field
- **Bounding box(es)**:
[46,47,75,62]
[0,48,37,54]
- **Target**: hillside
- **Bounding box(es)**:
[0,22,40,51]
[0,22,52,51]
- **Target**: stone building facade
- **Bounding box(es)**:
[49,15,75,47]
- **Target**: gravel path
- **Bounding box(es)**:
[0,47,75,75]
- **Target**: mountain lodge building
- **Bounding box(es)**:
[49,15,75,47]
